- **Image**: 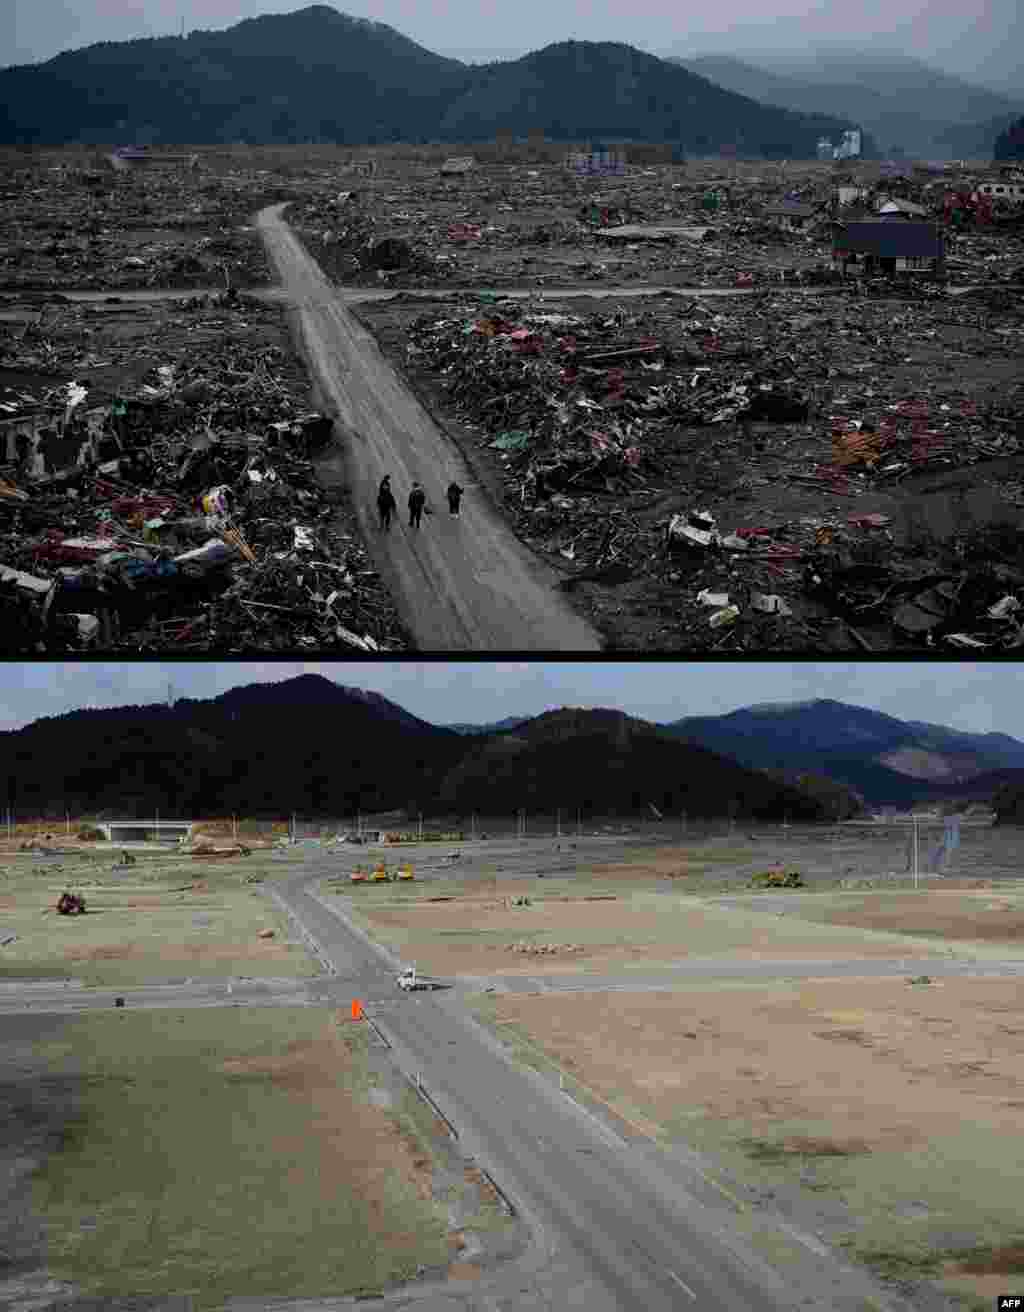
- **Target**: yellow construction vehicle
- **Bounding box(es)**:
[370,862,391,883]
[396,863,415,881]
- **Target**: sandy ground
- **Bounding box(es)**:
[351,886,1020,976]
[482,975,1024,1304]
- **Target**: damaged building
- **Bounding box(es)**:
[833,220,945,279]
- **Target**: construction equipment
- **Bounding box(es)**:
[350,865,368,884]
[750,869,805,889]
[396,863,415,881]
[56,891,86,915]
[370,862,391,883]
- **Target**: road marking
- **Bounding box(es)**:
[667,1269,697,1300]
[775,1220,830,1257]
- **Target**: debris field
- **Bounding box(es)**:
[0,288,407,652]
[3,149,1023,652]
[355,280,1024,651]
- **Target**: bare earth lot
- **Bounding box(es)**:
[472,975,1024,1308]
[340,873,1024,976]
[0,853,316,984]
[335,831,1024,1306]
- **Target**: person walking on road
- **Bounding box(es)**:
[377,476,397,531]
[408,481,426,530]
[446,481,464,516]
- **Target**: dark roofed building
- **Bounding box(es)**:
[833,220,945,278]
[762,199,824,232]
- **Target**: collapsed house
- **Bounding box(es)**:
[832,220,945,278]
[440,157,475,176]
[762,200,826,233]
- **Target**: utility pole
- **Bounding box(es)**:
[418,812,423,841]
[557,809,562,839]
[833,801,841,879]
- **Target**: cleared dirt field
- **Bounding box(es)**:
[0,854,317,984]
[21,1007,450,1307]
[341,884,1021,976]
[716,887,1024,944]
[472,975,1024,1308]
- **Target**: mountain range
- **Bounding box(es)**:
[3,679,1022,822]
[1,676,853,824]
[667,51,1023,157]
[662,699,1024,808]
[0,5,860,153]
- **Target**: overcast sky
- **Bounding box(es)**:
[1,662,1020,738]
[4,0,1021,86]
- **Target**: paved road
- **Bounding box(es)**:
[273,863,920,1312]
[0,975,312,1015]
[18,283,991,307]
[479,957,1024,994]
[255,203,599,653]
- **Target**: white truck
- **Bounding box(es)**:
[396,966,444,992]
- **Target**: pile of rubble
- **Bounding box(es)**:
[509,941,587,955]
[0,162,283,292]
[0,294,407,652]
[287,157,1024,293]
[364,275,1023,650]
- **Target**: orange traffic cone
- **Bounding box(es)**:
[351,999,364,1021]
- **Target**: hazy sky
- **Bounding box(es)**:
[0,662,1020,738]
[4,0,1021,86]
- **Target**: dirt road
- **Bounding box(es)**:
[256,203,600,651]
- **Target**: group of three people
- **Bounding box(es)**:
[376,476,463,530]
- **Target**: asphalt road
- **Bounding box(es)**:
[481,957,1024,993]
[0,975,312,1016]
[273,862,917,1312]
[255,203,600,653]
